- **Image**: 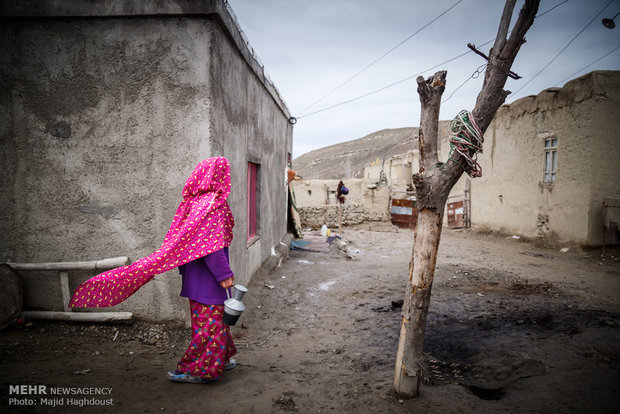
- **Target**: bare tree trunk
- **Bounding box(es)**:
[393,0,539,398]
[393,71,450,398]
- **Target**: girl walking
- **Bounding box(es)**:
[70,157,238,383]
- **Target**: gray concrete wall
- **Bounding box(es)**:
[0,0,292,320]
[208,12,293,285]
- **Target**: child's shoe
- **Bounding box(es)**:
[224,358,236,370]
[167,370,214,384]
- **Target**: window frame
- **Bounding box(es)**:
[247,161,259,242]
[542,138,558,184]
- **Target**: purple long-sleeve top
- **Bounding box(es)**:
[179,247,234,305]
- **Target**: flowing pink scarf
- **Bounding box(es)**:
[69,157,235,308]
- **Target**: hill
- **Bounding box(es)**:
[292,127,417,180]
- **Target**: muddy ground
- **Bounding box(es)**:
[2,224,619,413]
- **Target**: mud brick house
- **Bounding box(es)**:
[449,70,620,246]
[335,71,619,246]
[0,0,293,320]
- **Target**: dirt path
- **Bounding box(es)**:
[2,225,619,413]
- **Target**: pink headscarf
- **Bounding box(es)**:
[69,157,235,308]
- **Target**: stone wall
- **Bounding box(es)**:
[296,182,391,229]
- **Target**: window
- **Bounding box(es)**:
[543,138,557,183]
[247,162,259,241]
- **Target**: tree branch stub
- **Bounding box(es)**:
[417,71,446,173]
[492,0,517,56]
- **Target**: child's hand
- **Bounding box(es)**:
[220,276,234,289]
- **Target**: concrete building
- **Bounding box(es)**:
[0,0,293,320]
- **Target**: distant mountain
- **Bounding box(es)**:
[292,127,417,180]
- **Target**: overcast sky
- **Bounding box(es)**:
[226,0,620,159]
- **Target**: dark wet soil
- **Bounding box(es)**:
[2,224,619,413]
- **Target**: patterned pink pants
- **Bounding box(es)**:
[176,300,237,380]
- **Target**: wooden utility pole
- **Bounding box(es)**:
[393,0,539,398]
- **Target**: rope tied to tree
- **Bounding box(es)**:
[443,110,484,178]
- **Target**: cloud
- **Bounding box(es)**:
[228,0,620,158]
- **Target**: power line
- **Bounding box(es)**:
[555,44,620,86]
[440,0,571,104]
[295,0,570,121]
[442,64,487,103]
[511,0,614,99]
[297,0,463,116]
[440,0,572,104]
[297,36,499,120]
[535,0,569,18]
[297,48,476,119]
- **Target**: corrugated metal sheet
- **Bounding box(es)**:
[391,198,418,229]
[447,201,465,229]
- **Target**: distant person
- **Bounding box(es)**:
[70,157,237,383]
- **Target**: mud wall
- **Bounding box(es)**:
[468,71,620,245]
[0,0,292,320]
[353,72,620,245]
[586,73,620,245]
[295,180,391,229]
[294,179,366,207]
[363,152,414,192]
